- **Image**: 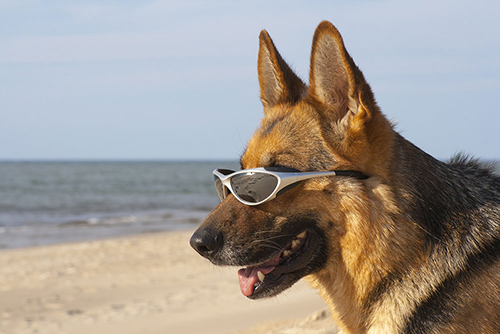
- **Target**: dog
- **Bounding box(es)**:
[190,21,500,333]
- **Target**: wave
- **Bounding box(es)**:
[0,208,210,250]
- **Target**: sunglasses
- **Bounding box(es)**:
[213,167,368,206]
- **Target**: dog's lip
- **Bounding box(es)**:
[237,230,311,298]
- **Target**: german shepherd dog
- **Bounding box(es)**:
[190,21,500,333]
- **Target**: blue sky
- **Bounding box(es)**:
[1,0,499,161]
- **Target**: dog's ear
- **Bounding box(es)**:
[308,21,377,126]
[308,21,392,169]
[258,30,306,111]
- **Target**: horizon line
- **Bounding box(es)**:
[0,158,241,163]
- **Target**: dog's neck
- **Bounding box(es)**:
[308,134,476,334]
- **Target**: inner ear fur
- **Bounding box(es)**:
[308,21,376,125]
[258,30,306,110]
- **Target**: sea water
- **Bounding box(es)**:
[0,160,498,250]
[0,160,239,249]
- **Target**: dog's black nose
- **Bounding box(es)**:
[189,228,222,259]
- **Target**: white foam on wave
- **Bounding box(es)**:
[86,215,138,226]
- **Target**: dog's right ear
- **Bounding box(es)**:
[258,30,306,111]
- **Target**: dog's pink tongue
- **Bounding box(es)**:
[237,254,281,296]
[238,266,275,296]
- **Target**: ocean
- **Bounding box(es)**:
[0,160,239,249]
[0,160,498,250]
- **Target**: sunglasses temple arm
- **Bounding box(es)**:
[279,171,339,186]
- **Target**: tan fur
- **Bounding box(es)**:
[248,21,500,333]
[191,20,500,334]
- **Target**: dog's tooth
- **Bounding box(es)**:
[283,250,292,257]
[297,231,307,239]
[291,240,299,249]
[257,271,265,282]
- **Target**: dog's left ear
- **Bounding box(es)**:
[308,21,378,128]
[258,30,307,112]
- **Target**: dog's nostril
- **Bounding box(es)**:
[189,229,222,259]
[197,245,212,254]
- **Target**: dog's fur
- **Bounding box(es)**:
[190,21,500,333]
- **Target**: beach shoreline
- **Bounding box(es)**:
[0,229,336,334]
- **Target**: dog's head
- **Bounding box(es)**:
[190,21,395,299]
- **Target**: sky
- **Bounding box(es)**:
[1,0,499,161]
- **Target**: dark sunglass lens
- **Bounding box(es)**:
[214,175,225,200]
[230,172,278,203]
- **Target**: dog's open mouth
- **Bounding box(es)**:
[237,230,314,299]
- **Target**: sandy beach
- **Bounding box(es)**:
[0,229,338,334]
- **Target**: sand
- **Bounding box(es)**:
[0,229,338,334]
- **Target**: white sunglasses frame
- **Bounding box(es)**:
[213,167,368,206]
